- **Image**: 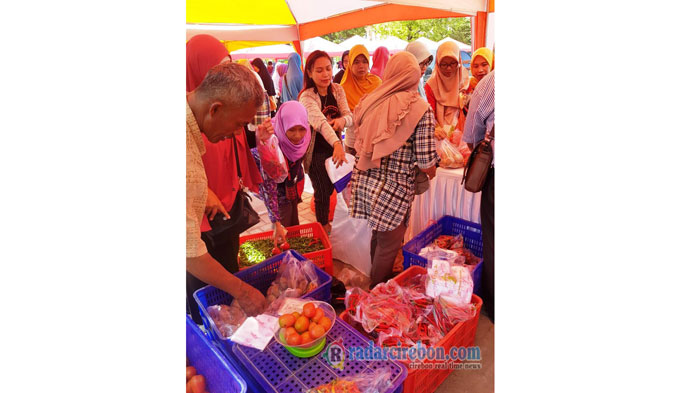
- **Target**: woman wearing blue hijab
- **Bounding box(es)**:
[281,52,304,102]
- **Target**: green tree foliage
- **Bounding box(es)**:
[372,18,471,43]
[322,27,367,44]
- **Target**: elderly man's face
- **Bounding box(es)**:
[203,100,257,143]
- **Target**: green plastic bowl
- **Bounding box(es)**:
[284,337,326,358]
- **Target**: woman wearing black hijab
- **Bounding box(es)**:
[333,50,350,84]
[251,58,277,97]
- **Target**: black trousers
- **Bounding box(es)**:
[278,199,300,227]
[369,218,407,288]
[186,229,241,324]
[480,168,494,323]
[308,136,335,225]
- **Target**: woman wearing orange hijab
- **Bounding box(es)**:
[425,41,469,140]
[466,47,494,93]
[341,44,382,156]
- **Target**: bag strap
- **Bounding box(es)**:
[232,137,244,187]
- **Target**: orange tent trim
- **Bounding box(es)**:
[298,4,470,40]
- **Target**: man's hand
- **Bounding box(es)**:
[256,118,274,143]
[422,165,437,179]
[434,125,447,140]
[332,142,347,167]
[328,117,346,132]
[205,188,229,221]
[273,221,288,247]
[235,282,267,316]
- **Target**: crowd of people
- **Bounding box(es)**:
[185,34,495,323]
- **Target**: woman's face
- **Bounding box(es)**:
[437,56,459,78]
[309,57,333,89]
[418,57,432,77]
[351,54,369,78]
[342,55,350,70]
[471,55,491,81]
[285,125,307,145]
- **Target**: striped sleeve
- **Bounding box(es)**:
[463,70,495,144]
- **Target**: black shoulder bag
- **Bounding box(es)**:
[207,140,260,236]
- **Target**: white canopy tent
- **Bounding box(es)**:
[301,36,347,57]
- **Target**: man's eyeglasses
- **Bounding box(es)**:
[438,61,459,70]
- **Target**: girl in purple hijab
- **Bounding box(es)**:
[251,101,311,244]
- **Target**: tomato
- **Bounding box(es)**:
[186,366,197,381]
[280,242,290,251]
[292,311,302,320]
[190,375,206,393]
[286,333,301,346]
[285,327,297,336]
[309,321,317,331]
[303,302,316,318]
[319,316,332,332]
[279,328,287,344]
[311,308,324,323]
[271,247,282,255]
[294,315,309,334]
[186,380,193,393]
[279,313,296,328]
[301,331,313,344]
[310,324,325,339]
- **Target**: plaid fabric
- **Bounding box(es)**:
[350,107,438,232]
[253,94,271,126]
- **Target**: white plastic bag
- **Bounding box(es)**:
[324,153,355,192]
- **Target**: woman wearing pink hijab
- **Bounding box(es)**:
[251,101,311,243]
[370,46,390,78]
[425,41,470,140]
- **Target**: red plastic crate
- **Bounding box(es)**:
[340,266,483,393]
[239,222,333,276]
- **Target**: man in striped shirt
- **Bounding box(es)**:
[463,70,495,323]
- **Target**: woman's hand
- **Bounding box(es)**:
[434,125,447,141]
[273,221,288,247]
[332,141,347,167]
[205,188,229,220]
[255,118,274,143]
[328,117,346,131]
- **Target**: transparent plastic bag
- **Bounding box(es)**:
[256,134,289,183]
[265,251,320,304]
[437,138,465,169]
[431,295,478,336]
[207,300,247,338]
[307,367,393,393]
[425,258,474,304]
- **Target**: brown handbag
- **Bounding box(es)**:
[462,125,494,193]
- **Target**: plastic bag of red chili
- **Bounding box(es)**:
[257,134,289,183]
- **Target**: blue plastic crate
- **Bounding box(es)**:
[186,316,247,393]
[194,250,332,361]
[402,216,484,295]
[233,316,407,393]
